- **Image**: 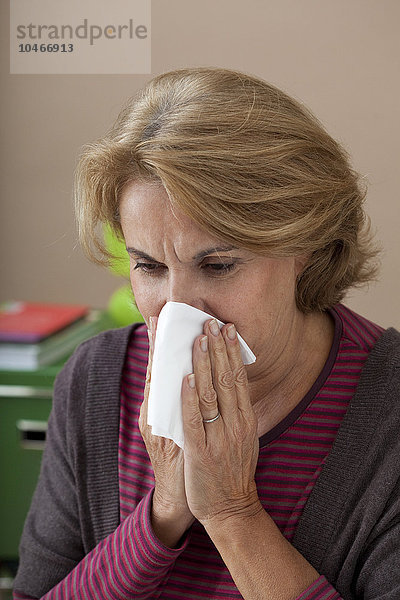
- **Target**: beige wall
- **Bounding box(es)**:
[1,0,399,328]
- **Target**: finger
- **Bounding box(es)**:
[146,315,158,380]
[139,379,150,436]
[140,316,158,435]
[221,323,251,413]
[205,319,238,420]
[147,316,158,367]
[192,334,221,422]
[181,374,206,448]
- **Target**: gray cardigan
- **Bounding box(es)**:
[14,324,400,599]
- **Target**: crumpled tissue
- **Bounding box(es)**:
[147,301,256,448]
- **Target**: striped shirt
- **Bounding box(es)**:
[14,303,383,600]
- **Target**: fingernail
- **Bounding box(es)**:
[200,336,208,352]
[188,373,196,389]
[209,319,220,336]
[227,324,236,340]
[149,316,155,331]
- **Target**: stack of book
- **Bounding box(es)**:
[0,301,110,370]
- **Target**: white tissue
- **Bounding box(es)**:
[147,301,256,448]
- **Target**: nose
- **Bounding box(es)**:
[164,270,205,312]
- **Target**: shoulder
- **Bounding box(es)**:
[359,327,400,400]
[51,323,145,432]
[361,326,400,379]
[372,325,400,354]
[330,304,400,383]
[331,303,385,353]
[347,326,400,448]
[330,324,400,476]
[55,322,142,385]
[70,322,140,363]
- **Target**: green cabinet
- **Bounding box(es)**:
[0,364,61,559]
[0,312,116,562]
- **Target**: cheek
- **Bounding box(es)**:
[129,273,163,323]
[223,265,297,342]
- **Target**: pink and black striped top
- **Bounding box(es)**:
[14,304,384,600]
[118,303,383,599]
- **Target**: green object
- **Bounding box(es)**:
[0,383,52,559]
[0,312,113,561]
[103,224,144,326]
[103,223,130,278]
[108,284,144,327]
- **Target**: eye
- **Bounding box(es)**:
[133,262,164,275]
[202,262,236,275]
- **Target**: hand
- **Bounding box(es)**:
[181,319,261,528]
[139,316,195,547]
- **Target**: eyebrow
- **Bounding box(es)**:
[126,245,238,262]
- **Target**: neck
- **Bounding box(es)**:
[246,310,335,438]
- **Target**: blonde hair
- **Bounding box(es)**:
[74,66,378,312]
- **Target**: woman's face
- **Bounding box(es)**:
[119,181,305,368]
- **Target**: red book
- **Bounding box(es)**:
[0,301,90,343]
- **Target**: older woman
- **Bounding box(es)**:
[14,67,400,600]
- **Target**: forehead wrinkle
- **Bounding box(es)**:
[163,198,196,264]
[170,241,238,265]
[171,240,183,264]
[122,184,239,264]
